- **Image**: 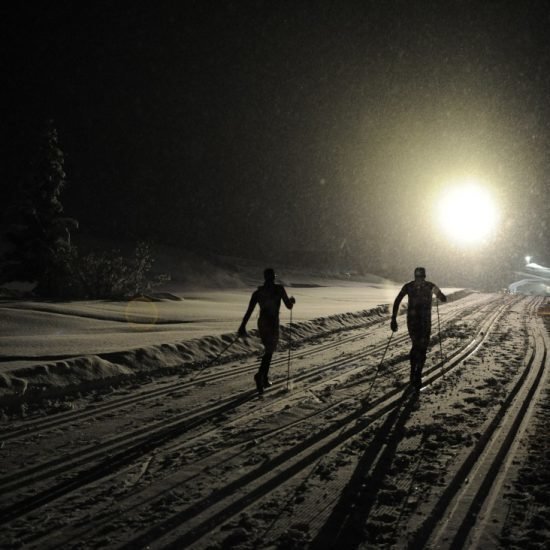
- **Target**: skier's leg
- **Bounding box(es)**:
[414,330,430,387]
[407,319,417,384]
[409,344,418,383]
[409,319,423,385]
[411,343,424,385]
[418,343,428,378]
[263,322,278,387]
[254,357,265,394]
[257,318,277,391]
[259,351,273,382]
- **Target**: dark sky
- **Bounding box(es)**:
[3,1,550,286]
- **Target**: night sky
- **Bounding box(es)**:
[3,1,550,287]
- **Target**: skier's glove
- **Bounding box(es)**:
[390,318,398,332]
[290,296,296,306]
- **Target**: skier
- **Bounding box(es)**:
[390,267,447,388]
[238,268,296,395]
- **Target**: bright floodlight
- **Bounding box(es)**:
[525,256,532,264]
[436,180,498,245]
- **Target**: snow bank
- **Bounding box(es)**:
[0,288,471,408]
[0,304,392,407]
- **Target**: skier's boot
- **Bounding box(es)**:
[254,372,264,395]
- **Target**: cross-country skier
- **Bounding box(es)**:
[391,267,447,388]
[238,268,295,394]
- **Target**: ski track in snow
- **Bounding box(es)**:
[0,291,549,549]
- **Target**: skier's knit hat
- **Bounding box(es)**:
[414,267,426,278]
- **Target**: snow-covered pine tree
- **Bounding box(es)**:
[1,120,79,297]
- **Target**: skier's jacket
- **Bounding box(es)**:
[393,280,446,324]
[239,282,294,353]
[244,283,294,325]
[393,279,447,345]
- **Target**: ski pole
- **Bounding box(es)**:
[286,308,293,390]
[364,331,394,403]
[436,298,444,361]
[191,335,240,381]
[378,330,394,370]
[213,336,240,365]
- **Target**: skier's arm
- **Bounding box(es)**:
[238,292,258,335]
[391,286,407,331]
[281,287,295,309]
[392,287,407,319]
[433,284,447,303]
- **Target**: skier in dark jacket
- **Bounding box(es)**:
[391,267,447,388]
[238,268,295,394]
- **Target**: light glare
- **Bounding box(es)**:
[437,181,498,245]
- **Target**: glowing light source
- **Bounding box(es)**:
[436,180,498,245]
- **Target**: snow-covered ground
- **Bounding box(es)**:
[0,281,405,366]
[0,261,461,399]
[1,262,550,549]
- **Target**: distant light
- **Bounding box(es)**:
[525,256,532,264]
[436,179,498,246]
